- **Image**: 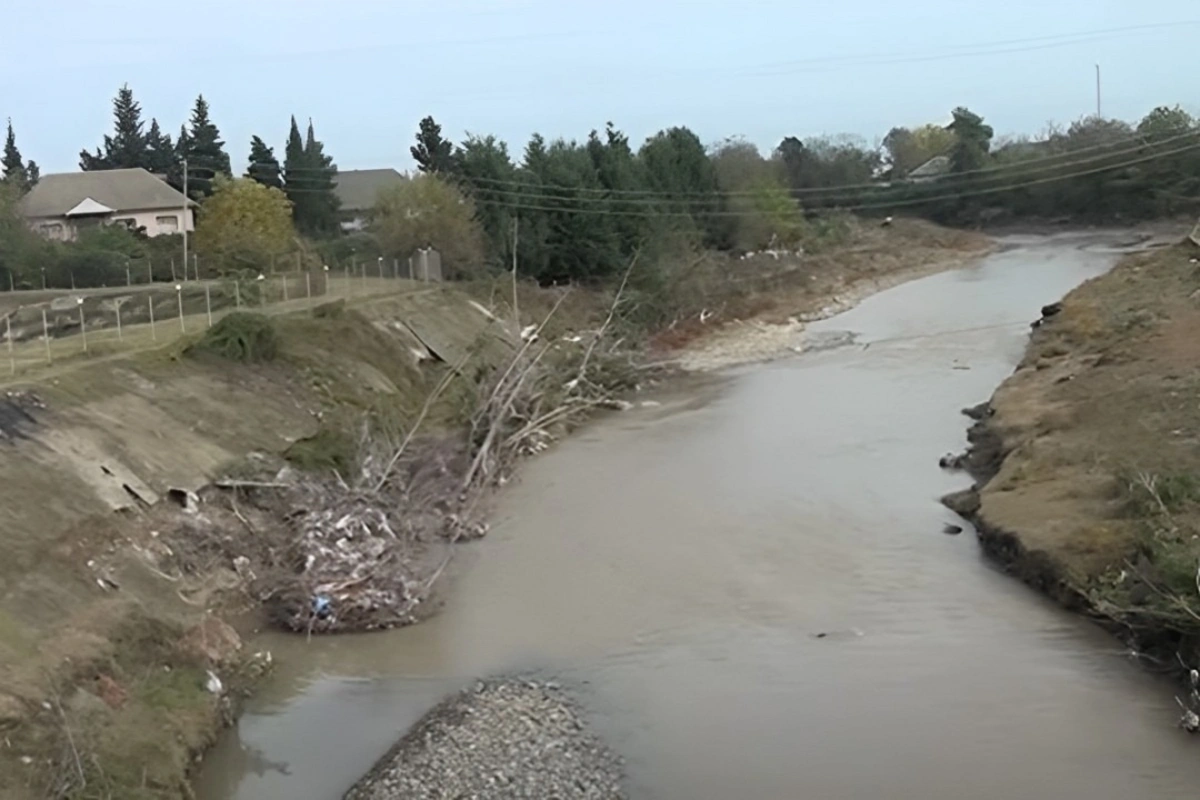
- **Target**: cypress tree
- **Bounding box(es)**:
[246,135,282,189]
[411,116,455,174]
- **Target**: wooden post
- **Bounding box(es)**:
[147,258,153,284]
[392,258,398,279]
[148,296,156,342]
[235,281,241,308]
[78,300,87,353]
[344,268,350,297]
[41,309,51,364]
[305,272,312,305]
[205,283,213,327]
[176,285,185,332]
[116,301,123,340]
[6,314,14,375]
[282,274,289,302]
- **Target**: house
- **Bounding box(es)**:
[332,168,406,231]
[20,168,194,241]
[905,155,952,183]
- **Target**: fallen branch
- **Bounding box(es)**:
[574,251,638,389]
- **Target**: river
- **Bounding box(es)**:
[195,232,1200,800]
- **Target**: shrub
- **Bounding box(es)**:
[193,312,278,362]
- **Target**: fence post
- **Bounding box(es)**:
[377,257,384,280]
[6,314,13,375]
[148,296,156,342]
[305,272,312,305]
[126,264,131,287]
[176,284,185,332]
[360,263,366,295]
[193,253,200,281]
[235,281,241,309]
[147,258,153,284]
[41,309,51,364]
[205,283,213,327]
[77,298,87,353]
[282,274,289,303]
[116,300,123,341]
[344,268,350,297]
[392,258,398,279]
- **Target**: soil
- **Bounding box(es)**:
[943,237,1200,661]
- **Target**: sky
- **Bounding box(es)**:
[3,0,1198,174]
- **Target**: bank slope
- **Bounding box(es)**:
[951,240,1200,661]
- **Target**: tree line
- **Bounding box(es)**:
[2,84,1199,292]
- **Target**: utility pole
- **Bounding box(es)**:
[181,158,189,283]
[1095,64,1102,119]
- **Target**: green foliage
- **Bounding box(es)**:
[194,177,296,273]
[179,95,231,198]
[371,174,485,278]
[411,116,455,174]
[947,107,994,173]
[284,117,341,237]
[79,84,150,171]
[1,119,37,192]
[193,312,279,362]
[246,135,282,189]
[882,124,955,176]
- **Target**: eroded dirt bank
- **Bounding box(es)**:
[944,235,1200,667]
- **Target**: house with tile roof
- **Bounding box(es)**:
[20,168,194,241]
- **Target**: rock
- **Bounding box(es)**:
[344,679,624,800]
[939,452,967,470]
[178,617,243,667]
[1040,301,1063,318]
[941,488,981,516]
[943,524,964,535]
[961,402,992,421]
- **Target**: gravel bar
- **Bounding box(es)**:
[343,679,626,800]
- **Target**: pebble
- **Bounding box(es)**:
[344,679,625,800]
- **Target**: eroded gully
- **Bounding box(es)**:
[195,232,1200,800]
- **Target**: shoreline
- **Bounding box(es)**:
[940,231,1200,675]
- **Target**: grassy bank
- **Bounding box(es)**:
[0,218,983,799]
[947,239,1200,666]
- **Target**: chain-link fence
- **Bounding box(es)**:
[0,250,444,379]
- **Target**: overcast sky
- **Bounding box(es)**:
[3,0,1197,174]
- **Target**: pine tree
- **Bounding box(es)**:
[1,121,37,192]
[3,120,25,186]
[79,84,148,170]
[246,135,282,189]
[144,118,177,177]
[283,116,307,223]
[178,95,231,198]
[411,116,455,174]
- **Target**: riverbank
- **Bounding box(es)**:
[0,217,990,799]
[944,236,1200,666]
[669,218,991,370]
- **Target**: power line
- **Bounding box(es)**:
[453,140,1200,216]
[274,128,1200,200]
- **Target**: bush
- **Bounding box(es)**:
[192,312,278,362]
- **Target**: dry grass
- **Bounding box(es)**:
[979,240,1200,631]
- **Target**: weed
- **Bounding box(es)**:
[190,312,278,363]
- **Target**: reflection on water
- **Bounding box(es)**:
[196,233,1200,800]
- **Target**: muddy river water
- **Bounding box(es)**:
[195,232,1200,799]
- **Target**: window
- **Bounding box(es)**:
[38,223,64,240]
[156,215,179,233]
[112,217,137,231]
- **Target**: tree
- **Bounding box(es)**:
[452,133,519,261]
[246,136,282,189]
[284,117,340,236]
[711,138,803,251]
[80,84,148,170]
[1137,105,1196,141]
[883,124,955,176]
[371,174,485,278]
[179,95,231,198]
[2,120,38,191]
[411,116,455,174]
[193,176,296,272]
[143,119,177,177]
[946,107,994,173]
[639,126,727,246]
